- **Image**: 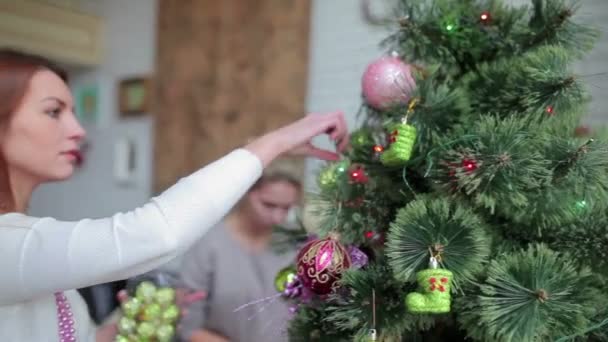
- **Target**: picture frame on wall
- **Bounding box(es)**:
[75,84,99,125]
[118,77,151,117]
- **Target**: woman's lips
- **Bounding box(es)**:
[63,150,82,163]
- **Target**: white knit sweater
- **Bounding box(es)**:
[0,149,263,341]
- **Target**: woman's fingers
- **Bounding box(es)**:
[116,289,129,304]
[322,112,348,151]
[309,111,348,152]
[286,143,340,161]
[301,143,340,161]
[284,111,349,160]
[182,290,207,304]
[335,112,350,152]
[176,288,207,306]
[244,110,349,165]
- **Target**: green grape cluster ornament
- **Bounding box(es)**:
[405,256,453,314]
[380,98,418,167]
[115,281,180,342]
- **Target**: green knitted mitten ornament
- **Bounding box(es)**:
[406,267,453,314]
[380,123,417,166]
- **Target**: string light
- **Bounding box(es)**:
[575,200,587,210]
[462,159,478,172]
[350,166,369,184]
[480,11,491,24]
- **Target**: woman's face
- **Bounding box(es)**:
[244,180,300,228]
[1,69,86,184]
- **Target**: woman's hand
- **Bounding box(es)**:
[245,111,349,166]
[95,323,118,342]
[189,329,231,342]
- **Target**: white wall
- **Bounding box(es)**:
[304,0,396,187]
[29,0,157,219]
[304,0,608,187]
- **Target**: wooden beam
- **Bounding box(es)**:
[154,0,310,192]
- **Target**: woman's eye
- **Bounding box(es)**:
[45,107,62,118]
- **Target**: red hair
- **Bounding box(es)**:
[0,49,67,212]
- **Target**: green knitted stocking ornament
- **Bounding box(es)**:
[380,122,417,166]
[406,259,453,314]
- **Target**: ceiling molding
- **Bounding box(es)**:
[0,0,103,66]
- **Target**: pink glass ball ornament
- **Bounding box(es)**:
[361,55,416,110]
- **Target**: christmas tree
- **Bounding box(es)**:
[273,0,608,341]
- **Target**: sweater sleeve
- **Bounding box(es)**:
[0,149,262,306]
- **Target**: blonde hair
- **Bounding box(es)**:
[252,157,304,190]
[234,157,304,212]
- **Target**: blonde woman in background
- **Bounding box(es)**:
[178,159,304,342]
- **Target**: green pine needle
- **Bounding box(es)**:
[433,116,553,214]
[407,75,471,155]
[460,244,598,342]
[386,196,491,288]
[288,304,350,342]
[500,138,608,235]
[467,45,587,119]
[524,0,599,55]
[325,263,435,339]
[548,212,608,273]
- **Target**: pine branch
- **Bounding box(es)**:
[547,211,608,273]
[459,244,599,342]
[466,46,587,119]
[500,138,608,236]
[523,0,599,55]
[325,263,435,340]
[386,196,491,289]
[407,74,471,157]
[311,160,409,245]
[288,304,351,342]
[556,318,608,342]
[549,139,608,191]
[431,116,552,214]
[525,0,574,49]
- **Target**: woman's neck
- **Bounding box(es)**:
[7,168,37,213]
[225,210,273,253]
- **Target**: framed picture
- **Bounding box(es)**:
[75,84,99,124]
[118,77,151,116]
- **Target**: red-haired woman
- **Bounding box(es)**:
[0,49,348,341]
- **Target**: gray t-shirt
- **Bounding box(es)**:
[178,223,295,342]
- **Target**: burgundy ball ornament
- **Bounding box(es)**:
[362,55,416,110]
[296,236,351,295]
